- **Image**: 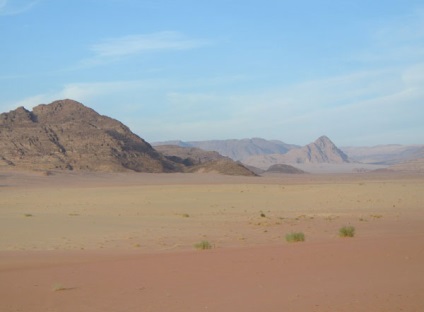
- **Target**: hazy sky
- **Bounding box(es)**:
[1,0,423,146]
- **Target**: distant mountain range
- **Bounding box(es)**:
[154,137,424,170]
[153,138,299,161]
[341,145,424,165]
[154,136,349,170]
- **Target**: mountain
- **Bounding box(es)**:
[153,138,299,161]
[154,145,256,176]
[0,99,179,172]
[243,136,349,169]
[341,145,424,165]
[154,145,226,165]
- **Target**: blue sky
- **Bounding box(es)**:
[1,0,423,146]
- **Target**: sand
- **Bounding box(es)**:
[0,170,423,311]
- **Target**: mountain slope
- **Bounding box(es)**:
[155,145,256,176]
[0,99,177,172]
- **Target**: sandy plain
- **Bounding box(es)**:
[0,170,423,311]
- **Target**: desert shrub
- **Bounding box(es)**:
[194,240,212,250]
[339,226,355,237]
[285,232,305,243]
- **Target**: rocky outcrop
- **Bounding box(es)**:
[0,99,178,172]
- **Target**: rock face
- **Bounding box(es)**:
[243,136,350,169]
[0,99,177,172]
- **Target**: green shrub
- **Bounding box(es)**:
[339,226,355,237]
[194,240,212,250]
[285,232,305,243]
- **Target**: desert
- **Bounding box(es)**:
[1,169,423,311]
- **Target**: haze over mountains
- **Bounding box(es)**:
[242,136,350,170]
[153,138,299,161]
[154,137,424,170]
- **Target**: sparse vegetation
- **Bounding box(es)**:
[285,232,305,243]
[194,240,213,250]
[181,213,190,218]
[23,213,33,217]
[260,211,266,218]
[339,226,355,237]
[52,283,73,292]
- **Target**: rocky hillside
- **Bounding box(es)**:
[153,138,299,161]
[243,136,349,169]
[155,145,256,176]
[0,99,178,172]
[154,145,227,166]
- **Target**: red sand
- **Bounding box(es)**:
[1,236,423,312]
[1,171,423,311]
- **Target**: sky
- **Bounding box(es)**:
[1,0,424,146]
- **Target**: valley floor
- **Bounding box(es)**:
[0,170,423,311]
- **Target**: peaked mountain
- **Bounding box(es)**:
[0,99,178,172]
[153,138,299,161]
[243,136,349,169]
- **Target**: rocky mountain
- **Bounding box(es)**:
[0,99,179,172]
[153,138,299,161]
[154,145,227,166]
[155,145,256,176]
[341,145,424,165]
[243,136,349,169]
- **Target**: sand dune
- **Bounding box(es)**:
[0,170,423,311]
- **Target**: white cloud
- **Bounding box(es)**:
[92,31,209,57]
[79,31,210,67]
[0,0,39,16]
